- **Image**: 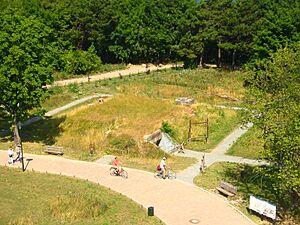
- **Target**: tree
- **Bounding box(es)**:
[176,1,204,68]
[61,44,101,75]
[0,14,54,164]
[245,43,300,211]
[252,0,300,59]
[199,0,234,67]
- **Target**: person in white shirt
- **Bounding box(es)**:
[7,147,14,164]
[14,144,22,163]
[159,157,167,178]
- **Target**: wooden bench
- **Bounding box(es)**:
[44,146,64,155]
[216,181,237,197]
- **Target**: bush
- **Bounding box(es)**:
[160,121,177,139]
[61,44,102,75]
[67,83,80,94]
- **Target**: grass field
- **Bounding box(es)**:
[0,95,240,158]
[0,166,162,225]
[226,126,263,159]
[42,68,245,111]
[0,68,245,171]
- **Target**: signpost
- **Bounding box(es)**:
[249,196,276,220]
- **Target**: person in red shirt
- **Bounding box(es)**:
[112,157,121,174]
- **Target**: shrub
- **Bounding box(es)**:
[67,83,80,94]
[160,121,177,139]
[61,44,101,75]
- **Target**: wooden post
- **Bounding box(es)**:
[206,118,209,143]
[188,119,192,141]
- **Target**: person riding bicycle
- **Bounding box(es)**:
[159,157,167,179]
[112,156,122,174]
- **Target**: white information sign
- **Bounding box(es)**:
[249,196,276,220]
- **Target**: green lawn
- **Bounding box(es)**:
[0,166,162,225]
[226,126,263,159]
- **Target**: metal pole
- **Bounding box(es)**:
[20,139,25,172]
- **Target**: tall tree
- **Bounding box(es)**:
[245,43,300,211]
[0,14,53,150]
[199,0,233,67]
[252,0,300,59]
[176,1,203,68]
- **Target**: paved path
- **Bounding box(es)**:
[53,64,175,86]
[175,123,267,184]
[0,151,255,225]
[0,94,113,136]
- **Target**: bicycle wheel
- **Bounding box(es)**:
[168,170,176,179]
[110,167,117,176]
[154,170,163,179]
[120,170,128,179]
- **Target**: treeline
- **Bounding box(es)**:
[1,0,299,71]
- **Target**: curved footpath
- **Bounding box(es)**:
[0,151,255,225]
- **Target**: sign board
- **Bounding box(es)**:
[249,196,276,220]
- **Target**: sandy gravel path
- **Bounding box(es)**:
[53,64,175,86]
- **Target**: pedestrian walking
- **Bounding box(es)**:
[7,147,14,164]
[13,144,22,163]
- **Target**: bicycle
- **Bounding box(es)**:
[154,167,176,179]
[109,166,128,179]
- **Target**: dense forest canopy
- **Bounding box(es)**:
[0,0,299,69]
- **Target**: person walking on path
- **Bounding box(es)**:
[159,157,167,178]
[13,144,22,164]
[7,147,14,164]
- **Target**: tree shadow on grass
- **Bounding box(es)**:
[222,164,277,205]
[223,164,300,222]
[0,116,66,146]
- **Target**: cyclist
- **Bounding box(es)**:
[112,156,121,174]
[159,157,167,178]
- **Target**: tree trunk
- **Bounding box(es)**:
[232,49,236,70]
[13,115,24,171]
[217,41,221,68]
[198,54,203,68]
[13,116,21,147]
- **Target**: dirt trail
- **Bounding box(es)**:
[53,64,175,86]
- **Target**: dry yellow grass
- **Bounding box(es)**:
[153,84,189,98]
[52,95,184,158]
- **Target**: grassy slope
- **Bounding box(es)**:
[226,126,263,159]
[0,166,162,225]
